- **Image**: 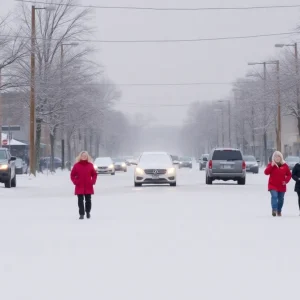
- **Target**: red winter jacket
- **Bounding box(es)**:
[264,163,292,192]
[70,160,97,195]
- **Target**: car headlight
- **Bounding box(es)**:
[167,167,176,175]
[253,163,258,167]
[94,164,97,169]
[121,163,126,167]
[135,167,144,175]
[0,164,8,170]
[109,164,114,169]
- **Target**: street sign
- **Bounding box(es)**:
[1,125,21,131]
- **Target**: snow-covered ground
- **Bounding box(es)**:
[1,166,299,300]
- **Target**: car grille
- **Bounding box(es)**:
[98,167,107,170]
[144,169,167,175]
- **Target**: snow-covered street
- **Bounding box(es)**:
[1,166,300,300]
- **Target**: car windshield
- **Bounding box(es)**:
[285,156,300,162]
[180,157,191,162]
[212,150,243,161]
[113,158,124,162]
[95,157,112,165]
[139,154,172,165]
[0,150,7,160]
[244,156,256,162]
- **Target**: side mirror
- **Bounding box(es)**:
[257,160,260,163]
[10,156,16,161]
[131,161,138,166]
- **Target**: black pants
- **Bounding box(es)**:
[77,194,92,216]
[297,192,300,210]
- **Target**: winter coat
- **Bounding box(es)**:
[70,160,97,195]
[264,163,292,192]
[292,163,300,192]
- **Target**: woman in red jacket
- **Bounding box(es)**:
[264,151,292,217]
[71,151,97,219]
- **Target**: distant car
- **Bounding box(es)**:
[15,157,28,174]
[94,157,115,175]
[285,156,300,170]
[134,152,177,187]
[199,154,209,170]
[0,148,17,188]
[179,157,192,169]
[112,157,127,172]
[206,148,246,185]
[42,157,62,169]
[243,155,259,174]
[170,155,180,165]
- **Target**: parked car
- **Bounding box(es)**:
[285,156,300,170]
[42,157,62,169]
[15,157,28,174]
[179,156,192,169]
[94,157,115,175]
[134,152,177,187]
[199,154,209,170]
[243,155,259,174]
[206,148,246,185]
[0,148,17,188]
[112,157,127,172]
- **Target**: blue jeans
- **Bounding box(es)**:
[270,190,285,212]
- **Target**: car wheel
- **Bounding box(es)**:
[206,175,213,185]
[5,176,11,188]
[238,177,246,185]
[124,169,127,172]
[134,182,142,187]
[111,172,115,176]
[200,165,203,171]
[170,182,177,187]
[11,174,17,188]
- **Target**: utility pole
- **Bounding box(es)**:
[263,62,268,165]
[295,43,300,151]
[228,100,231,147]
[0,68,2,147]
[276,60,281,152]
[60,44,65,170]
[221,108,225,147]
[30,5,36,176]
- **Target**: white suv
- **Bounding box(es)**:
[134,152,177,187]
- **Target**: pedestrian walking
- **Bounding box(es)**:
[292,162,300,215]
[264,151,292,217]
[70,151,97,220]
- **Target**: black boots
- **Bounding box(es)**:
[79,213,90,220]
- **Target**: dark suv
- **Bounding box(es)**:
[206,148,246,185]
[0,148,17,188]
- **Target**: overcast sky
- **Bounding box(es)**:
[1,0,300,126]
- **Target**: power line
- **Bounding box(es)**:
[0,31,297,43]
[14,1,300,11]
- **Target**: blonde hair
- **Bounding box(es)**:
[75,151,93,163]
[272,151,285,164]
